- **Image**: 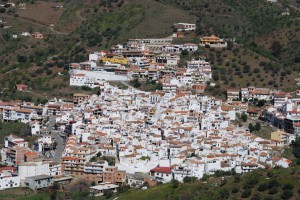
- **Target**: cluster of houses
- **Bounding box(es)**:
[227,87,300,137]
[69,22,229,93]
[11,32,44,39]
[0,79,295,195]
[0,22,296,196]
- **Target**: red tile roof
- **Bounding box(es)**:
[150,167,172,174]
[0,166,16,173]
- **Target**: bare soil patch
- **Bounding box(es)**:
[18,1,64,26]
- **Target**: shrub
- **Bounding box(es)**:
[232,187,239,193]
[46,69,53,75]
[257,183,268,192]
[219,189,230,199]
[268,187,278,195]
[131,78,141,88]
[202,174,210,181]
[257,100,266,107]
[253,68,260,73]
[268,179,280,189]
[251,193,262,200]
[17,55,28,63]
[241,112,247,122]
[249,123,255,133]
[267,171,273,177]
[103,189,113,198]
[171,179,179,188]
[81,86,92,91]
[281,190,293,199]
[183,176,197,183]
[241,189,252,198]
[283,183,294,190]
[212,71,219,81]
[220,179,227,187]
[233,174,241,183]
[263,196,275,200]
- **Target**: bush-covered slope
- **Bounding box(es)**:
[117,167,300,200]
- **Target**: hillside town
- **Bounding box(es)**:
[0,22,298,196]
[68,23,226,93]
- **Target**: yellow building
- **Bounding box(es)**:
[101,55,129,65]
[271,130,286,142]
[199,35,227,47]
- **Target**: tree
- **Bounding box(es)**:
[257,100,266,107]
[118,185,130,193]
[131,78,141,88]
[202,174,209,181]
[233,174,241,183]
[219,189,230,199]
[243,64,250,73]
[290,136,300,160]
[283,183,294,190]
[268,179,280,189]
[50,193,56,200]
[57,61,64,68]
[17,55,28,63]
[170,179,179,188]
[270,41,283,57]
[257,183,268,192]
[255,122,261,131]
[103,189,113,198]
[249,123,255,133]
[46,69,53,75]
[183,176,197,183]
[251,193,261,200]
[268,187,278,195]
[212,71,219,81]
[241,112,247,122]
[244,173,259,189]
[0,7,6,13]
[181,49,189,56]
[241,189,252,198]
[232,187,239,193]
[281,190,293,199]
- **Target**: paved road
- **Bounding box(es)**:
[47,116,65,162]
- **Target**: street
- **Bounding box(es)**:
[47,116,65,162]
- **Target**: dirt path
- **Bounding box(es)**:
[76,10,86,21]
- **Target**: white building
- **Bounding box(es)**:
[90,183,119,196]
[150,167,172,183]
[173,23,196,31]
[30,121,41,135]
[161,44,198,53]
[156,54,180,67]
[18,161,50,181]
[3,108,33,123]
[69,70,128,88]
[5,135,28,148]
[0,167,20,190]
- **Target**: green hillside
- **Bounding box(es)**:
[2,166,299,200]
[116,167,300,200]
[0,0,299,100]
